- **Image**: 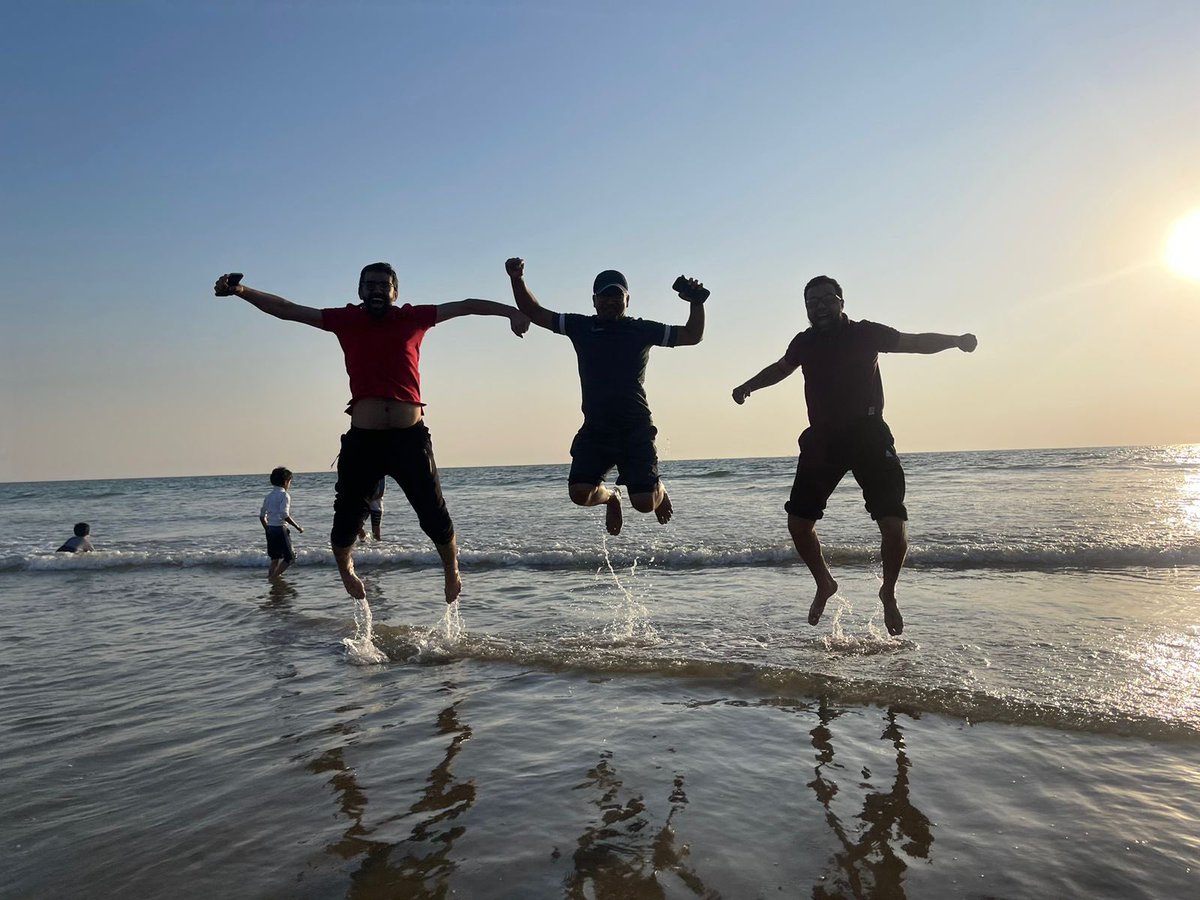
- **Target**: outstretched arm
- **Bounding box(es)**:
[435,298,530,337]
[214,273,324,328]
[504,257,557,331]
[891,332,977,354]
[732,358,798,405]
[673,276,707,347]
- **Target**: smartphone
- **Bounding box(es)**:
[227,273,244,288]
[672,275,709,303]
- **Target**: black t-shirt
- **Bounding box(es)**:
[784,317,901,429]
[554,312,678,428]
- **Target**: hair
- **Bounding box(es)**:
[804,275,842,299]
[73,522,90,537]
[270,467,293,487]
[359,262,398,292]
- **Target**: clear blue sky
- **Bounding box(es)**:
[3,1,1199,481]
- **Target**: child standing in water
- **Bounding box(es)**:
[260,467,303,579]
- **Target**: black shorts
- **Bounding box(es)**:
[265,525,295,562]
[786,417,907,521]
[568,423,660,495]
[330,424,454,548]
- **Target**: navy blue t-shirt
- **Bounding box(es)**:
[554,312,678,428]
[784,318,901,428]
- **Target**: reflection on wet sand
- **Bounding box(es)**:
[305,686,476,899]
[808,702,933,899]
[566,750,718,899]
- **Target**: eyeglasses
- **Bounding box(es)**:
[804,293,841,309]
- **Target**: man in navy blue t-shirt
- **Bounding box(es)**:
[506,257,708,535]
[732,275,977,636]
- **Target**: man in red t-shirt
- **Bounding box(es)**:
[215,263,529,603]
[732,275,977,636]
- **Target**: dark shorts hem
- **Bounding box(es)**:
[265,526,295,562]
[787,416,908,522]
[567,423,660,494]
[330,425,454,548]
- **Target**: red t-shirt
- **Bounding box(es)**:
[784,317,900,429]
[320,303,438,407]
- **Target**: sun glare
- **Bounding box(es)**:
[1165,208,1200,282]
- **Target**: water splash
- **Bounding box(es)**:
[440,600,465,643]
[342,596,387,665]
[408,601,467,662]
[598,531,659,644]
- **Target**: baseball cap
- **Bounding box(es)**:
[592,269,628,295]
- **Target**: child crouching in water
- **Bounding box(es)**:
[260,467,303,579]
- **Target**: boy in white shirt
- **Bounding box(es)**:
[260,467,304,579]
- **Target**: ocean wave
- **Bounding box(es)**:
[7,540,1200,574]
[370,624,1200,742]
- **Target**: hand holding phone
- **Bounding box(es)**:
[214,272,244,297]
[672,275,709,304]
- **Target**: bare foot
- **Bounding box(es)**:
[339,566,366,600]
[808,579,839,626]
[445,568,463,604]
[879,586,903,635]
[655,491,673,524]
[605,492,623,536]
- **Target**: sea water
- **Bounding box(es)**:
[1,446,1198,897]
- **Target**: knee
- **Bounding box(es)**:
[877,516,907,541]
[629,493,655,514]
[569,484,596,506]
[788,514,817,538]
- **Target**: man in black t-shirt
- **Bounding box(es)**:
[732,275,977,636]
[506,257,707,535]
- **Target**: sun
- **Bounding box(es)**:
[1165,208,1200,281]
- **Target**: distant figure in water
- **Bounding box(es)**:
[732,275,977,635]
[359,478,386,542]
[216,265,528,602]
[57,522,94,553]
[505,257,708,535]
[260,466,303,580]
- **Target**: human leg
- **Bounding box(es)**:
[390,424,460,602]
[620,425,671,523]
[848,418,908,635]
[876,516,907,635]
[331,429,385,600]
[786,428,846,625]
[568,427,622,534]
[788,515,839,625]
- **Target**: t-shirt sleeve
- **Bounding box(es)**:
[320,305,355,332]
[555,312,586,337]
[640,319,679,348]
[863,321,902,352]
[783,333,806,367]
[406,304,439,330]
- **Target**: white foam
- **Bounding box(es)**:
[342,596,387,665]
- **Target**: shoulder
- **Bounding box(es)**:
[854,319,901,348]
[320,303,364,331]
[783,328,813,362]
[629,316,675,346]
[399,303,439,328]
[556,311,589,335]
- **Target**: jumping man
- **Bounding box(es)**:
[732,275,976,635]
[215,264,528,602]
[505,257,707,534]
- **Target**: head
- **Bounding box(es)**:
[358,262,398,319]
[592,269,630,320]
[73,522,90,537]
[270,466,293,488]
[803,275,845,331]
